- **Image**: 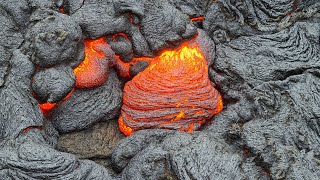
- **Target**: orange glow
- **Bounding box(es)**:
[73,38,110,88]
[59,7,65,13]
[191,16,204,21]
[20,126,42,135]
[119,40,223,136]
[39,88,74,112]
[118,116,134,136]
[40,102,56,111]
[129,14,133,24]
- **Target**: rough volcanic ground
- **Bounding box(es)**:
[0,0,320,179]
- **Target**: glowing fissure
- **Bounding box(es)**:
[191,16,204,21]
[39,88,74,113]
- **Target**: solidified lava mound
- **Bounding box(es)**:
[119,41,223,136]
[0,0,320,179]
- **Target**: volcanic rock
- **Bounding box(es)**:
[140,0,197,52]
[0,131,114,179]
[57,120,124,159]
[25,9,83,68]
[168,0,210,17]
[127,26,152,57]
[129,60,150,77]
[72,3,132,38]
[113,0,144,18]
[0,7,23,50]
[108,35,133,63]
[51,70,122,133]
[204,0,320,43]
[32,65,75,103]
[62,0,84,15]
[206,21,320,179]
[0,50,40,140]
[0,46,10,87]
[112,130,245,179]
[0,0,319,179]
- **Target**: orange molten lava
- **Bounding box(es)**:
[119,41,223,136]
[40,102,56,111]
[59,7,65,14]
[39,88,74,112]
[191,16,204,21]
[74,38,110,88]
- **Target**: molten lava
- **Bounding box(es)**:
[119,41,223,136]
[39,88,74,112]
[39,37,120,112]
[73,38,110,88]
[191,16,204,21]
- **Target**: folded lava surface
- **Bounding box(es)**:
[119,40,223,136]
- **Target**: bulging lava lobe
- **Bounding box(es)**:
[73,38,111,88]
[119,40,223,136]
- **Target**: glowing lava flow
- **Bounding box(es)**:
[119,41,223,136]
[191,16,204,21]
[74,38,110,88]
[39,88,74,113]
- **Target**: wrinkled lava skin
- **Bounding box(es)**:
[119,41,223,136]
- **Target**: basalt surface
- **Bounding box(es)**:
[0,0,319,180]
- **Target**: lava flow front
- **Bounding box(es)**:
[119,41,223,136]
[39,38,110,111]
[74,38,110,88]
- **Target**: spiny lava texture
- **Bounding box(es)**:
[119,41,223,136]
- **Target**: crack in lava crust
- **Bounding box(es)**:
[119,41,223,136]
